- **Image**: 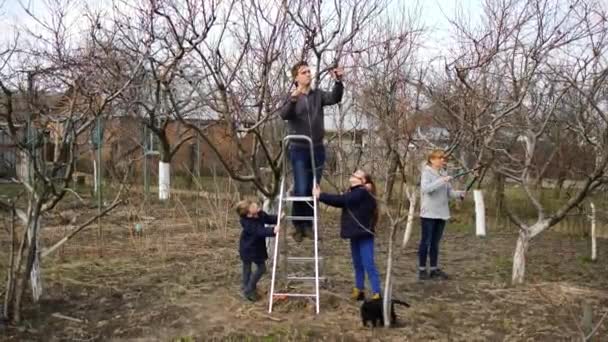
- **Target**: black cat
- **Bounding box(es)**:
[360,298,410,327]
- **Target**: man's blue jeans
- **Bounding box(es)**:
[289,145,325,232]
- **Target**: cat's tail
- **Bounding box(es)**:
[392,299,410,307]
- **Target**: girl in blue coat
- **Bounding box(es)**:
[237,200,279,301]
[313,169,381,301]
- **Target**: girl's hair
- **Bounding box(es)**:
[235,200,252,217]
[362,172,379,229]
[427,149,446,165]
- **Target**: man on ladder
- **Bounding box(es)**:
[279,61,344,242]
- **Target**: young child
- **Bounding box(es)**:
[236,200,280,301]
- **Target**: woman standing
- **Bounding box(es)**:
[418,150,466,281]
[313,170,382,301]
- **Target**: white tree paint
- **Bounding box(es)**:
[93,159,98,193]
[590,202,597,261]
[402,186,417,248]
[474,190,486,237]
[512,221,549,284]
[159,161,171,200]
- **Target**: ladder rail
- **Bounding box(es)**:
[268,134,321,314]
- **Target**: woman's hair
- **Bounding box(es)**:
[362,172,379,229]
[235,200,252,217]
[427,149,446,165]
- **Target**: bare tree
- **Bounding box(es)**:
[0,1,141,322]
[428,0,608,284]
[342,5,426,326]
[163,0,389,209]
[106,0,219,200]
[352,9,424,203]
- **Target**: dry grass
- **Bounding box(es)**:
[0,194,607,341]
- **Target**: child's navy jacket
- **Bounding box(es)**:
[318,185,376,239]
[239,211,277,262]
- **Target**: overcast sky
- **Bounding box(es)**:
[0,0,483,56]
[0,0,484,130]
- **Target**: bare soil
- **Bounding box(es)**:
[1,199,607,341]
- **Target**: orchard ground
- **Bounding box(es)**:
[1,185,607,341]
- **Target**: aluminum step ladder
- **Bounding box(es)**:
[268,135,322,314]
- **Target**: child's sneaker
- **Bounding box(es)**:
[351,288,365,301]
[371,293,381,300]
[241,291,257,302]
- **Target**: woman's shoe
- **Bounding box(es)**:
[429,268,449,280]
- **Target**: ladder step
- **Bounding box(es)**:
[287,276,326,281]
[273,293,317,298]
[283,196,314,202]
[285,215,314,221]
[288,257,324,261]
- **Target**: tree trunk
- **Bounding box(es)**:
[383,150,399,204]
[383,221,399,327]
[474,190,486,237]
[402,186,417,248]
[512,229,530,285]
[93,159,98,193]
[158,161,170,200]
[188,143,196,187]
[493,173,505,228]
[590,202,597,262]
[554,173,566,198]
[3,205,16,320]
[263,195,280,257]
[158,133,171,201]
[7,211,41,323]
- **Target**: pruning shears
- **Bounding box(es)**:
[451,164,484,193]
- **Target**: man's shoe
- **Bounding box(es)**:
[291,227,303,243]
[429,268,449,280]
[302,227,315,240]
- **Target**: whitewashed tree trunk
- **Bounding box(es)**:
[474,190,486,237]
[512,229,530,285]
[382,245,393,327]
[402,186,417,248]
[93,159,98,193]
[158,161,170,200]
[263,196,279,254]
[590,202,597,261]
[28,216,42,302]
[383,221,398,327]
[17,150,30,182]
[512,220,550,284]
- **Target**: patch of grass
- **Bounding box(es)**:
[493,255,512,278]
[0,183,25,200]
[577,255,596,264]
[449,220,473,234]
[172,337,195,342]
